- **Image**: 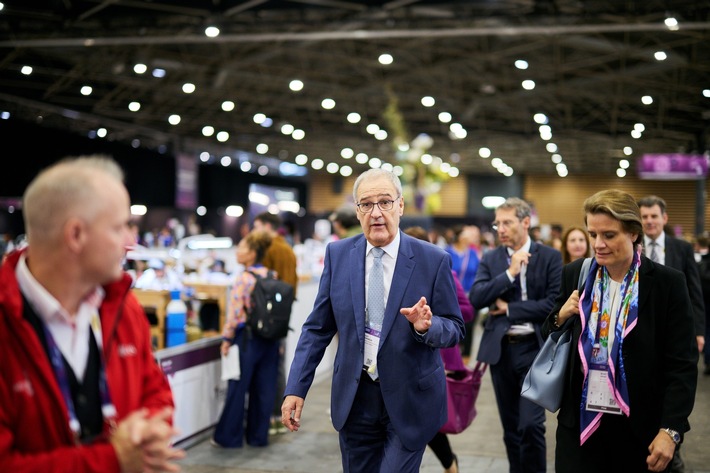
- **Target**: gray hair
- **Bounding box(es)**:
[496,197,532,220]
[352,168,403,202]
[23,155,125,243]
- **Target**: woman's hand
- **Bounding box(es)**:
[556,290,581,326]
[220,340,231,356]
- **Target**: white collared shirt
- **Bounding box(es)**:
[365,231,400,313]
[506,237,535,335]
[644,233,666,265]
[16,254,105,382]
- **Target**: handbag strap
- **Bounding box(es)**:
[577,257,593,291]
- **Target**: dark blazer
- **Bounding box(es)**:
[471,241,562,365]
[285,231,465,450]
[542,256,698,452]
[664,234,706,336]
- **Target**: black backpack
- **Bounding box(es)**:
[246,270,295,340]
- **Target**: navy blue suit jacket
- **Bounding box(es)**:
[471,242,562,365]
[285,231,465,450]
[664,234,706,336]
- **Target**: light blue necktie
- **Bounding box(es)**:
[649,241,660,263]
[367,247,385,331]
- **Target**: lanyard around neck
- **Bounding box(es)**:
[41,311,117,444]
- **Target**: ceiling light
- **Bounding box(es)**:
[533,113,548,124]
[292,129,305,140]
[347,112,361,123]
[216,131,229,142]
[551,154,562,164]
[515,60,529,70]
[449,123,462,133]
[654,51,667,61]
[641,95,653,105]
[168,114,181,125]
[256,143,269,154]
[522,80,535,90]
[311,159,324,170]
[220,156,231,166]
[482,196,505,209]
[631,130,642,139]
[128,102,141,112]
[258,165,269,176]
[546,143,558,153]
[703,89,710,98]
[452,128,467,139]
[491,157,503,168]
[133,63,147,74]
[374,130,388,140]
[340,165,353,177]
[260,117,273,127]
[539,125,551,135]
[421,154,433,165]
[341,148,354,159]
[80,85,92,96]
[221,100,235,111]
[617,168,627,177]
[199,152,210,162]
[205,26,220,37]
[624,146,633,155]
[382,162,393,172]
[240,162,252,172]
[421,96,435,107]
[253,113,266,124]
[378,53,393,65]
[295,154,308,165]
[182,83,195,94]
[289,79,304,92]
[556,163,567,173]
[225,206,244,217]
[321,98,336,110]
[326,163,339,174]
[201,126,214,136]
[665,17,679,31]
[448,167,460,178]
[479,147,491,158]
[393,166,404,176]
[366,124,380,134]
[558,168,568,177]
[152,68,166,78]
[355,153,369,164]
[438,112,452,123]
[281,123,294,135]
[196,206,206,216]
[634,123,645,132]
[368,157,382,168]
[96,128,107,138]
[619,159,630,169]
[131,205,147,216]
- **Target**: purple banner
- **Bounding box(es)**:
[176,153,198,209]
[637,153,708,180]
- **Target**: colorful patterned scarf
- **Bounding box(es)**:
[577,249,641,444]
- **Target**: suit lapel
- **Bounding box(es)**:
[350,239,367,348]
[637,257,654,316]
[379,233,415,346]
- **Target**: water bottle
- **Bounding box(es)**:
[165,290,187,347]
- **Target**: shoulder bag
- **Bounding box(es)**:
[520,257,592,412]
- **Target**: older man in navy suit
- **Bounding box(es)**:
[470,197,562,473]
[281,168,464,473]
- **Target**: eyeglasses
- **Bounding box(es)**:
[356,196,400,213]
[491,219,518,232]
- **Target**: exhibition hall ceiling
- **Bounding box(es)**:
[1,0,709,178]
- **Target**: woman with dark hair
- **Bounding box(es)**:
[543,189,697,472]
[213,230,278,448]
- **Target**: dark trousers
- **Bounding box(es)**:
[490,336,546,473]
[338,371,425,473]
[427,431,455,469]
[213,332,279,447]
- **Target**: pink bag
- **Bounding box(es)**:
[439,361,487,434]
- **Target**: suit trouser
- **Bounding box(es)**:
[489,335,547,473]
[338,371,425,473]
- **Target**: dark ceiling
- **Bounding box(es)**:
[1,0,709,180]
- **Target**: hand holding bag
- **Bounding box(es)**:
[439,361,488,434]
[520,257,592,412]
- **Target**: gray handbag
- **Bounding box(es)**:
[521,258,592,412]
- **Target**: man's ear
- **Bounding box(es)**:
[64,217,87,253]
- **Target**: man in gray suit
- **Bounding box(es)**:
[638,195,705,473]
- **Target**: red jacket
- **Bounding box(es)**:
[0,250,174,473]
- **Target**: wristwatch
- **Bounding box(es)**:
[661,428,681,445]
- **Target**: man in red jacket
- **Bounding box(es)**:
[0,155,184,472]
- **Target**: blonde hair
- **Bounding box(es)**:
[583,189,642,249]
[23,155,124,244]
